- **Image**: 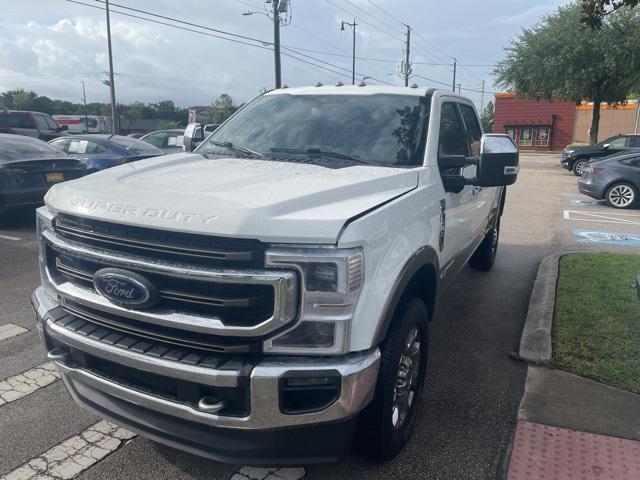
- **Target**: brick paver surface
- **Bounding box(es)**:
[508,421,640,480]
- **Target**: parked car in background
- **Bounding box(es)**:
[562,134,640,176]
[140,129,185,154]
[49,134,165,173]
[578,151,640,209]
[0,110,69,141]
[52,115,110,134]
[0,134,84,215]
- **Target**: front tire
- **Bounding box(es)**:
[469,218,500,271]
[356,298,429,461]
[606,182,637,209]
[572,159,587,176]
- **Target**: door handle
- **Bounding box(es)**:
[472,186,482,195]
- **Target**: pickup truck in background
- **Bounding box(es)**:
[32,86,518,465]
[0,109,69,141]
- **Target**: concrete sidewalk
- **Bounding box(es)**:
[506,367,640,480]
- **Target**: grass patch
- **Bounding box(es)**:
[552,252,640,394]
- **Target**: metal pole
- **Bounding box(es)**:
[635,100,640,134]
[480,80,485,111]
[404,25,411,87]
[452,58,457,92]
[81,81,89,133]
[352,20,357,85]
[457,83,461,94]
[105,0,118,134]
[273,0,282,88]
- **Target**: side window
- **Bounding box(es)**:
[608,136,628,148]
[459,104,482,157]
[49,138,70,152]
[438,103,469,157]
[143,133,167,148]
[629,136,640,148]
[34,115,49,131]
[44,115,59,130]
[84,141,108,153]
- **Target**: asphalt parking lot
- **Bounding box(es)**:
[1,153,639,480]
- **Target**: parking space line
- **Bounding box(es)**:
[563,210,640,225]
[0,420,135,480]
[0,324,28,342]
[0,234,22,241]
[0,362,60,407]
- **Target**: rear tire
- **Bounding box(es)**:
[572,159,587,176]
[356,298,429,461]
[605,182,637,209]
[469,217,500,271]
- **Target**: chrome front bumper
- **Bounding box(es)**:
[32,286,380,431]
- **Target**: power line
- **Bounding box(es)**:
[341,0,405,35]
[365,0,405,26]
[68,0,390,87]
[325,0,404,43]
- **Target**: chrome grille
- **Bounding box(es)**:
[42,216,298,339]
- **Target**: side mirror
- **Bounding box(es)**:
[475,134,519,187]
[602,143,610,149]
[183,122,204,152]
[59,125,69,131]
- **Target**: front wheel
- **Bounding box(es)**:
[606,182,637,209]
[356,298,429,461]
[572,159,588,176]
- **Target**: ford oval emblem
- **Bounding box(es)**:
[93,268,158,308]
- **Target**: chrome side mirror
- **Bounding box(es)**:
[183,123,204,152]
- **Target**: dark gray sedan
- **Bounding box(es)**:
[578,152,640,208]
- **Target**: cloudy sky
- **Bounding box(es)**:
[0,0,568,108]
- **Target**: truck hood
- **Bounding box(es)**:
[45,153,419,244]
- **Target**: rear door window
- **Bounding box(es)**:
[34,115,49,131]
[0,112,33,128]
[629,136,640,148]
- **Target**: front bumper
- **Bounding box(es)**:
[32,286,380,465]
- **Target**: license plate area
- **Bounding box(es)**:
[46,172,65,184]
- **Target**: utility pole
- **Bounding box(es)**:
[105,0,119,134]
[635,100,640,134]
[272,0,282,88]
[457,83,461,94]
[81,81,89,133]
[403,25,411,87]
[480,80,485,111]
[341,20,357,85]
[452,58,457,92]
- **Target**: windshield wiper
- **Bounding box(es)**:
[210,141,263,157]
[269,147,368,165]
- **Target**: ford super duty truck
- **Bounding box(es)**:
[31,85,518,466]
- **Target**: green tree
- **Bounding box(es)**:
[494,2,640,144]
[206,94,238,124]
[582,0,639,27]
[480,101,494,133]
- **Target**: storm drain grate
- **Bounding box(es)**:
[507,420,640,480]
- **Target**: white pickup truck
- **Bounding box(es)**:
[32,85,518,466]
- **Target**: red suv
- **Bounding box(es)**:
[0,110,69,141]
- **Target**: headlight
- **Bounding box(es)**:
[264,247,364,355]
[36,206,56,290]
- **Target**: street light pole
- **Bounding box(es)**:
[452,58,457,92]
[81,81,89,133]
[341,20,357,85]
[105,0,119,134]
[272,0,282,88]
[404,25,411,87]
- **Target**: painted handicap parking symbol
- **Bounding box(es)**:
[573,228,640,247]
[569,198,607,206]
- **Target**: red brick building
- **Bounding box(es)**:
[493,93,575,151]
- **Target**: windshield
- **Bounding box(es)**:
[0,135,65,161]
[109,135,163,155]
[196,93,431,167]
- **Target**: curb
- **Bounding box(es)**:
[517,251,581,364]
